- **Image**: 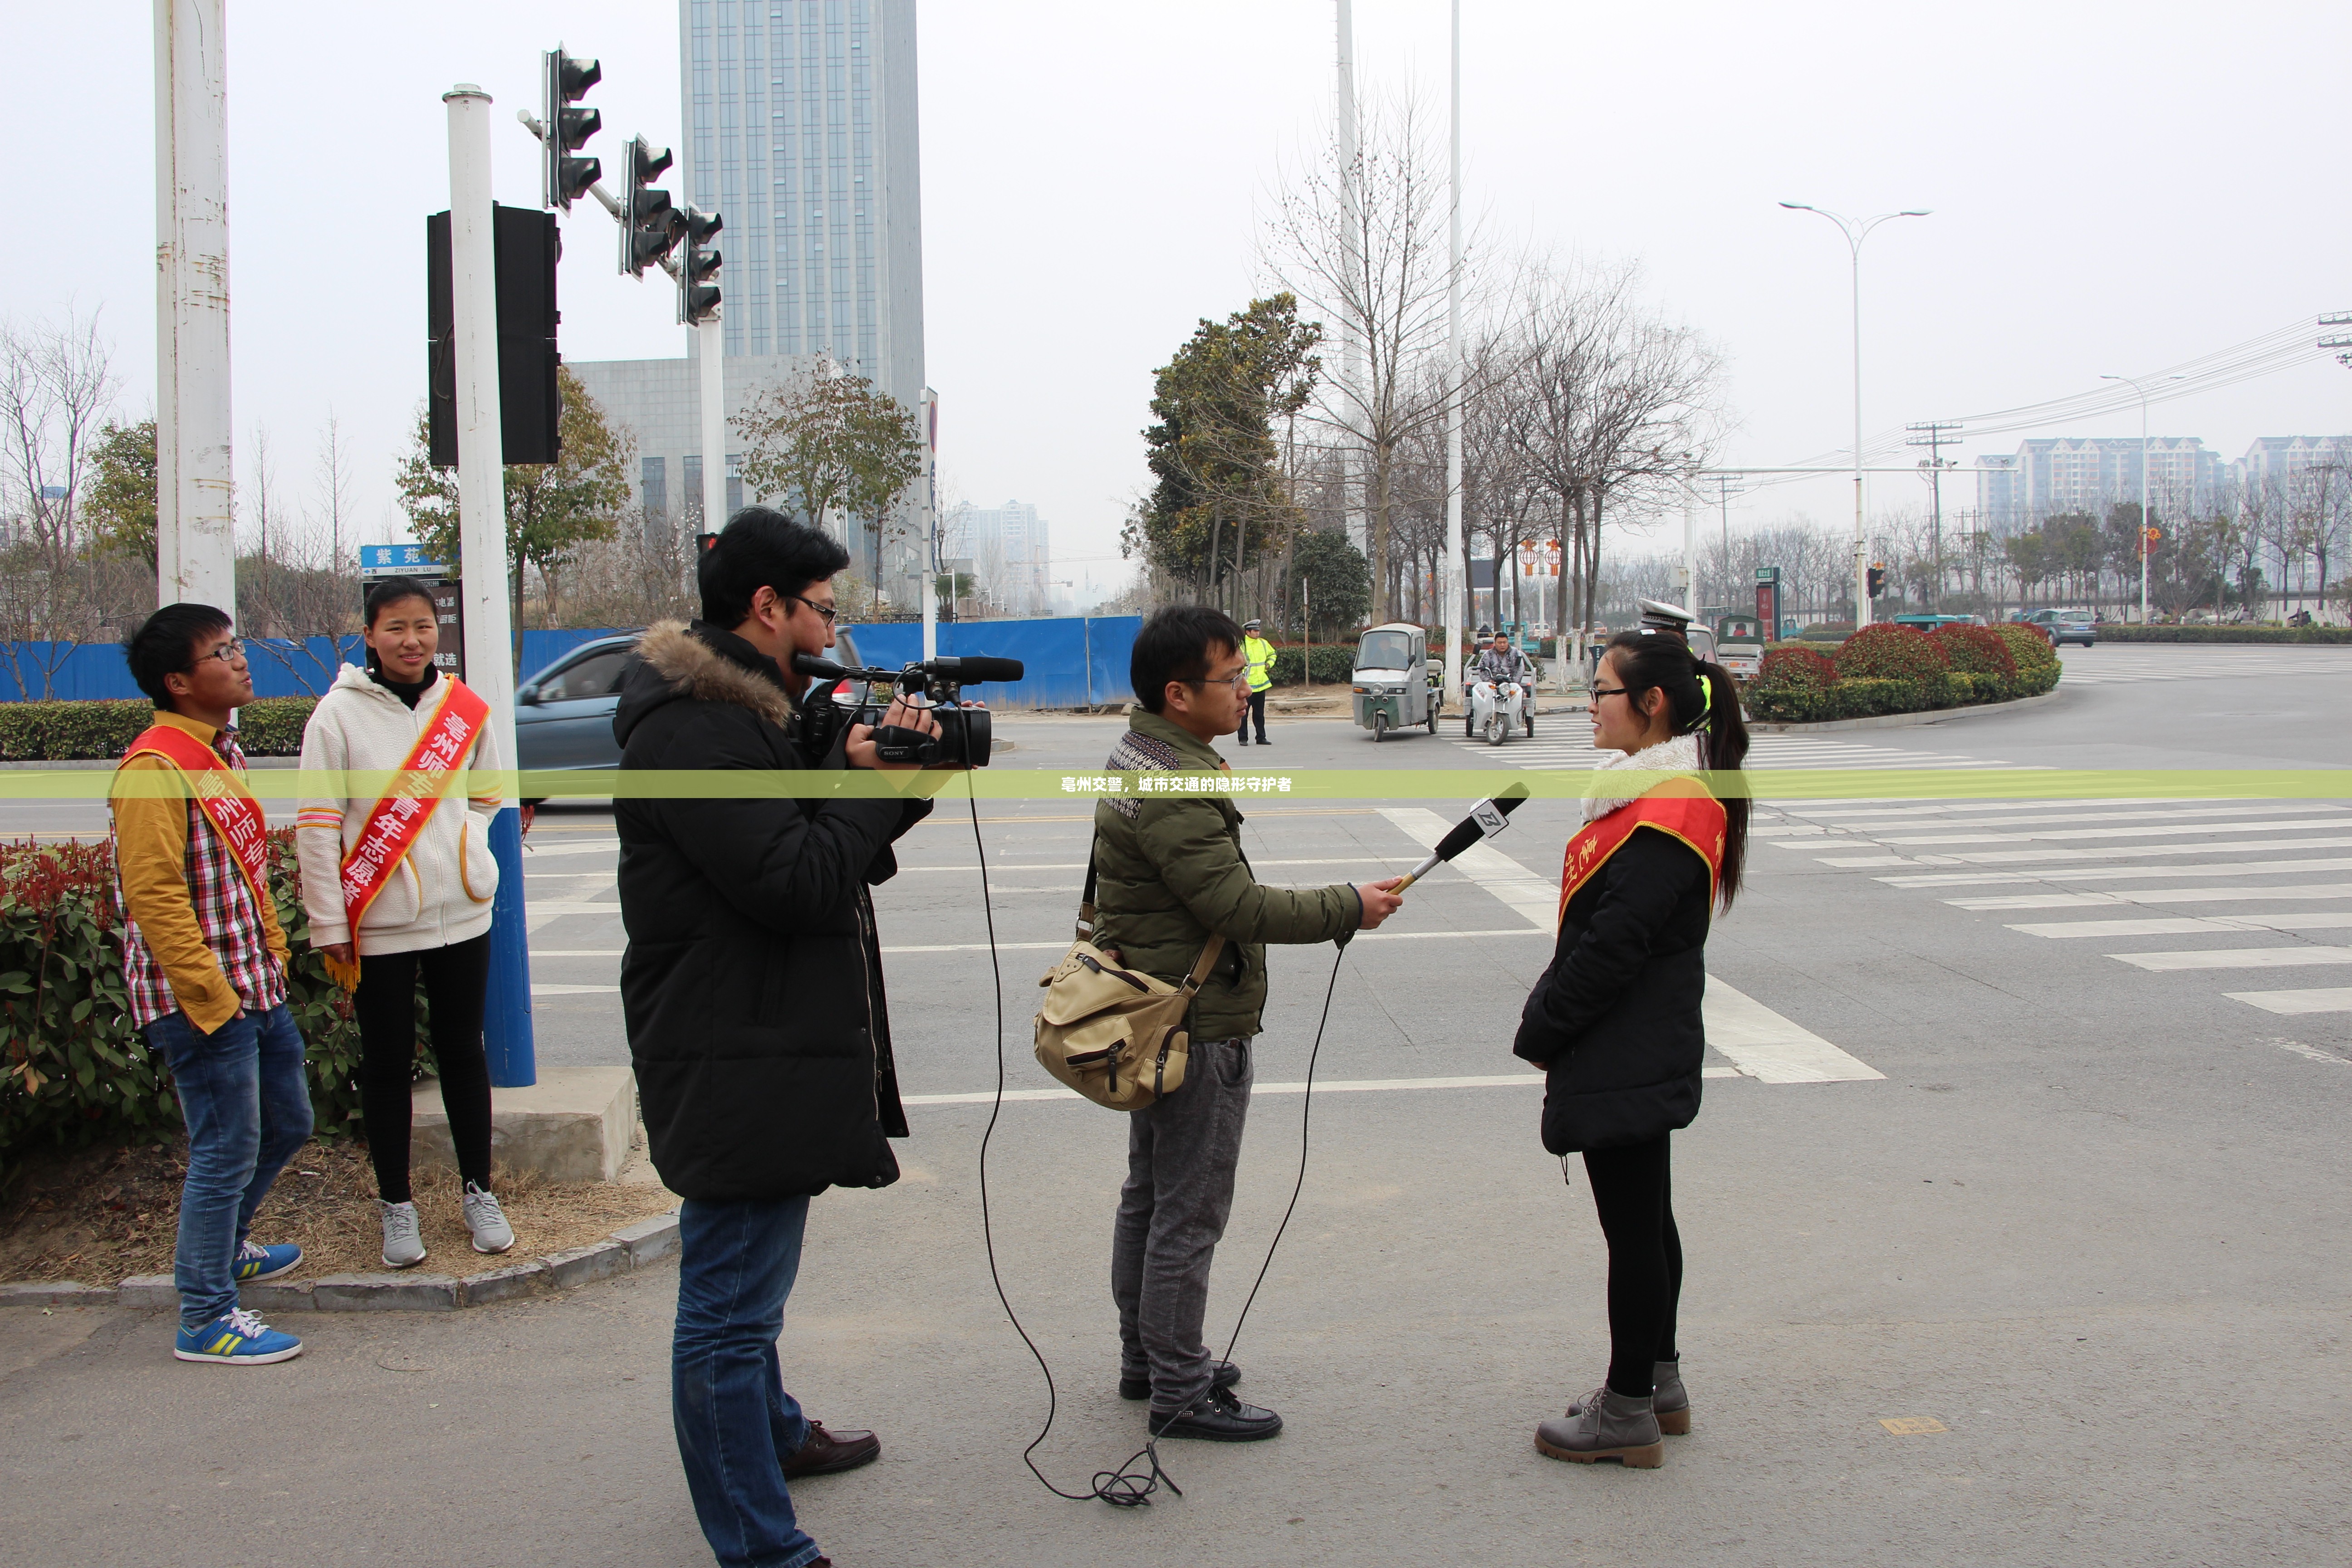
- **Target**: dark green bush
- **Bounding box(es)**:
[0,697,318,761]
[1836,623,1950,681]
[1759,647,1836,689]
[1932,623,2016,677]
[2093,624,2352,645]
[0,829,423,1175]
[1989,623,2058,680]
[1267,645,1362,685]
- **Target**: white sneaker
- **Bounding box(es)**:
[462,1183,515,1254]
[379,1200,426,1268]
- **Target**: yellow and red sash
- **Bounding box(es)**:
[1559,775,1728,919]
[328,677,491,985]
[122,724,274,906]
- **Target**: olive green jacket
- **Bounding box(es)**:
[1089,710,1362,1040]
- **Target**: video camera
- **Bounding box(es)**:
[792,652,1024,768]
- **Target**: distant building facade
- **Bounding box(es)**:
[1973,436,2225,530]
[947,500,1052,617]
[2233,435,2352,498]
[565,0,928,607]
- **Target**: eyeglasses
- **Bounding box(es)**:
[1186,668,1251,692]
[1588,685,1632,701]
[788,594,839,626]
[195,639,245,666]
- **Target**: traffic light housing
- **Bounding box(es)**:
[540,49,603,210]
[621,137,678,277]
[1866,562,1887,598]
[678,207,723,324]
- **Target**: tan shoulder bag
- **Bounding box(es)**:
[1033,852,1224,1112]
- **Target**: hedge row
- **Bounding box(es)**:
[0,832,421,1173]
[0,696,318,761]
[1266,645,1364,685]
[1747,622,2058,723]
[2091,624,2352,645]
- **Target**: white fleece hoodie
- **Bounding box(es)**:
[1582,732,1702,823]
[296,664,505,956]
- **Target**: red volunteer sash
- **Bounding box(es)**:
[1559,775,1728,919]
[122,725,274,905]
[335,677,492,945]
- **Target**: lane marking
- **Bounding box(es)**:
[532,984,619,996]
[2112,947,2352,971]
[1877,817,2352,847]
[1811,803,2339,835]
[2008,912,2352,939]
[1882,856,2352,888]
[2226,988,2352,1016]
[1702,979,1884,1083]
[1380,806,1559,931]
[1946,883,2352,911]
[909,1064,1751,1107]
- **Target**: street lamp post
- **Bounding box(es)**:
[2099,372,2185,625]
[1780,203,1929,628]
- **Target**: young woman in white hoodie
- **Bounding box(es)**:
[297,577,516,1268]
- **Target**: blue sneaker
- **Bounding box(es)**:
[233,1240,303,1282]
[174,1307,303,1365]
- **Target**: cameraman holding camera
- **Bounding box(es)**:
[613,507,938,1568]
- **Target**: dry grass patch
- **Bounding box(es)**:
[1,1135,678,1285]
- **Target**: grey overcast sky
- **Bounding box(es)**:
[8,1,2349,591]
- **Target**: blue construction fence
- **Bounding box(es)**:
[0,616,1142,711]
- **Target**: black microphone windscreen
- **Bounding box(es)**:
[940,655,1025,683]
[1432,817,1485,863]
[791,653,848,679]
[1493,782,1530,814]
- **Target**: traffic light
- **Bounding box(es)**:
[1866,562,1887,598]
[678,207,723,324]
[540,49,603,210]
[620,137,678,277]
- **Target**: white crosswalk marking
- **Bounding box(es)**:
[2053,647,2352,686]
[1884,857,2352,887]
[1446,731,2018,772]
[1946,883,2352,910]
[1379,806,1560,930]
[2007,913,2352,939]
[2111,947,2352,971]
[1703,980,1884,1082]
[2225,988,2352,1015]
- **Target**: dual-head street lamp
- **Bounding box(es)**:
[1780,202,1930,626]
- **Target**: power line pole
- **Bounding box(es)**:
[153,0,236,612]
[1906,420,1962,611]
[1442,0,1463,705]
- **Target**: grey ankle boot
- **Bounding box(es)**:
[1652,1360,1690,1435]
[1536,1386,1664,1467]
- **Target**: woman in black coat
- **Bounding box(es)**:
[1514,627,1749,1469]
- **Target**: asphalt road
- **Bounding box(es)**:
[4,641,2349,1568]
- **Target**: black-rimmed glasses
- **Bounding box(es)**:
[789,594,839,626]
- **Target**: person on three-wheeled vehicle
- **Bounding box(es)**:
[1467,631,1536,745]
[1351,622,1443,741]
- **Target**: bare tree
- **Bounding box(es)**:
[0,310,118,695]
[1265,90,1460,624]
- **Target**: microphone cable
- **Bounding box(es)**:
[968,787,1350,1507]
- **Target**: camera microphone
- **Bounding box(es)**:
[929,655,1025,684]
[1393,783,1531,892]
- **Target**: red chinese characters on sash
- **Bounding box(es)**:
[336,678,491,937]
[1558,775,1728,920]
[122,725,275,904]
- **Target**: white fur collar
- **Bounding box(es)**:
[1583,733,1701,823]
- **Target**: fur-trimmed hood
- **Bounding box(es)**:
[1582,732,1702,823]
[614,620,796,744]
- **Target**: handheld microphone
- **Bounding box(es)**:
[1393,782,1530,892]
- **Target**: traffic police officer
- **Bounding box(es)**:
[1239,619,1275,745]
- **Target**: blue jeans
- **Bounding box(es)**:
[674,1195,822,1568]
[144,1004,313,1331]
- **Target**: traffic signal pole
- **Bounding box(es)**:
[699,315,726,530]
[444,83,536,1088]
[153,0,237,612]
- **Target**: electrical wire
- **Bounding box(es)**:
[969,785,1351,1507]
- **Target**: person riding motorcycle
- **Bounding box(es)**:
[1475,635,1534,686]
[1469,634,1535,742]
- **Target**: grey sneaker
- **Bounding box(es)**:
[1536,1386,1664,1467]
[379,1200,426,1269]
[1651,1359,1690,1435]
[462,1183,515,1254]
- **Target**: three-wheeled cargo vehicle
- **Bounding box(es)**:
[1351,622,1443,741]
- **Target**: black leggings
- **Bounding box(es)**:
[354,933,494,1203]
[1583,1134,1683,1399]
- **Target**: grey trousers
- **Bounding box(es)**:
[1112,1035,1254,1415]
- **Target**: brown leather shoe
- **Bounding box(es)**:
[781,1421,881,1478]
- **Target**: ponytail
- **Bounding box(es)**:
[1602,630,1749,912]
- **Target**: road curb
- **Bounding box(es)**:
[4,1210,680,1317]
[1745,689,2063,734]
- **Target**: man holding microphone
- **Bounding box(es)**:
[1094,606,1403,1439]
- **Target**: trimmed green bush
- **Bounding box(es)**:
[1759,646,1837,690]
[1988,623,2059,685]
[1836,623,1950,680]
[0,696,318,761]
[1932,623,2016,678]
[1268,644,1367,685]
[2092,624,2352,645]
[0,830,421,1174]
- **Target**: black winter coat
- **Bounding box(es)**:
[1512,825,1711,1154]
[612,622,928,1202]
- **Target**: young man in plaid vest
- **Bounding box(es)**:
[111,604,311,1365]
